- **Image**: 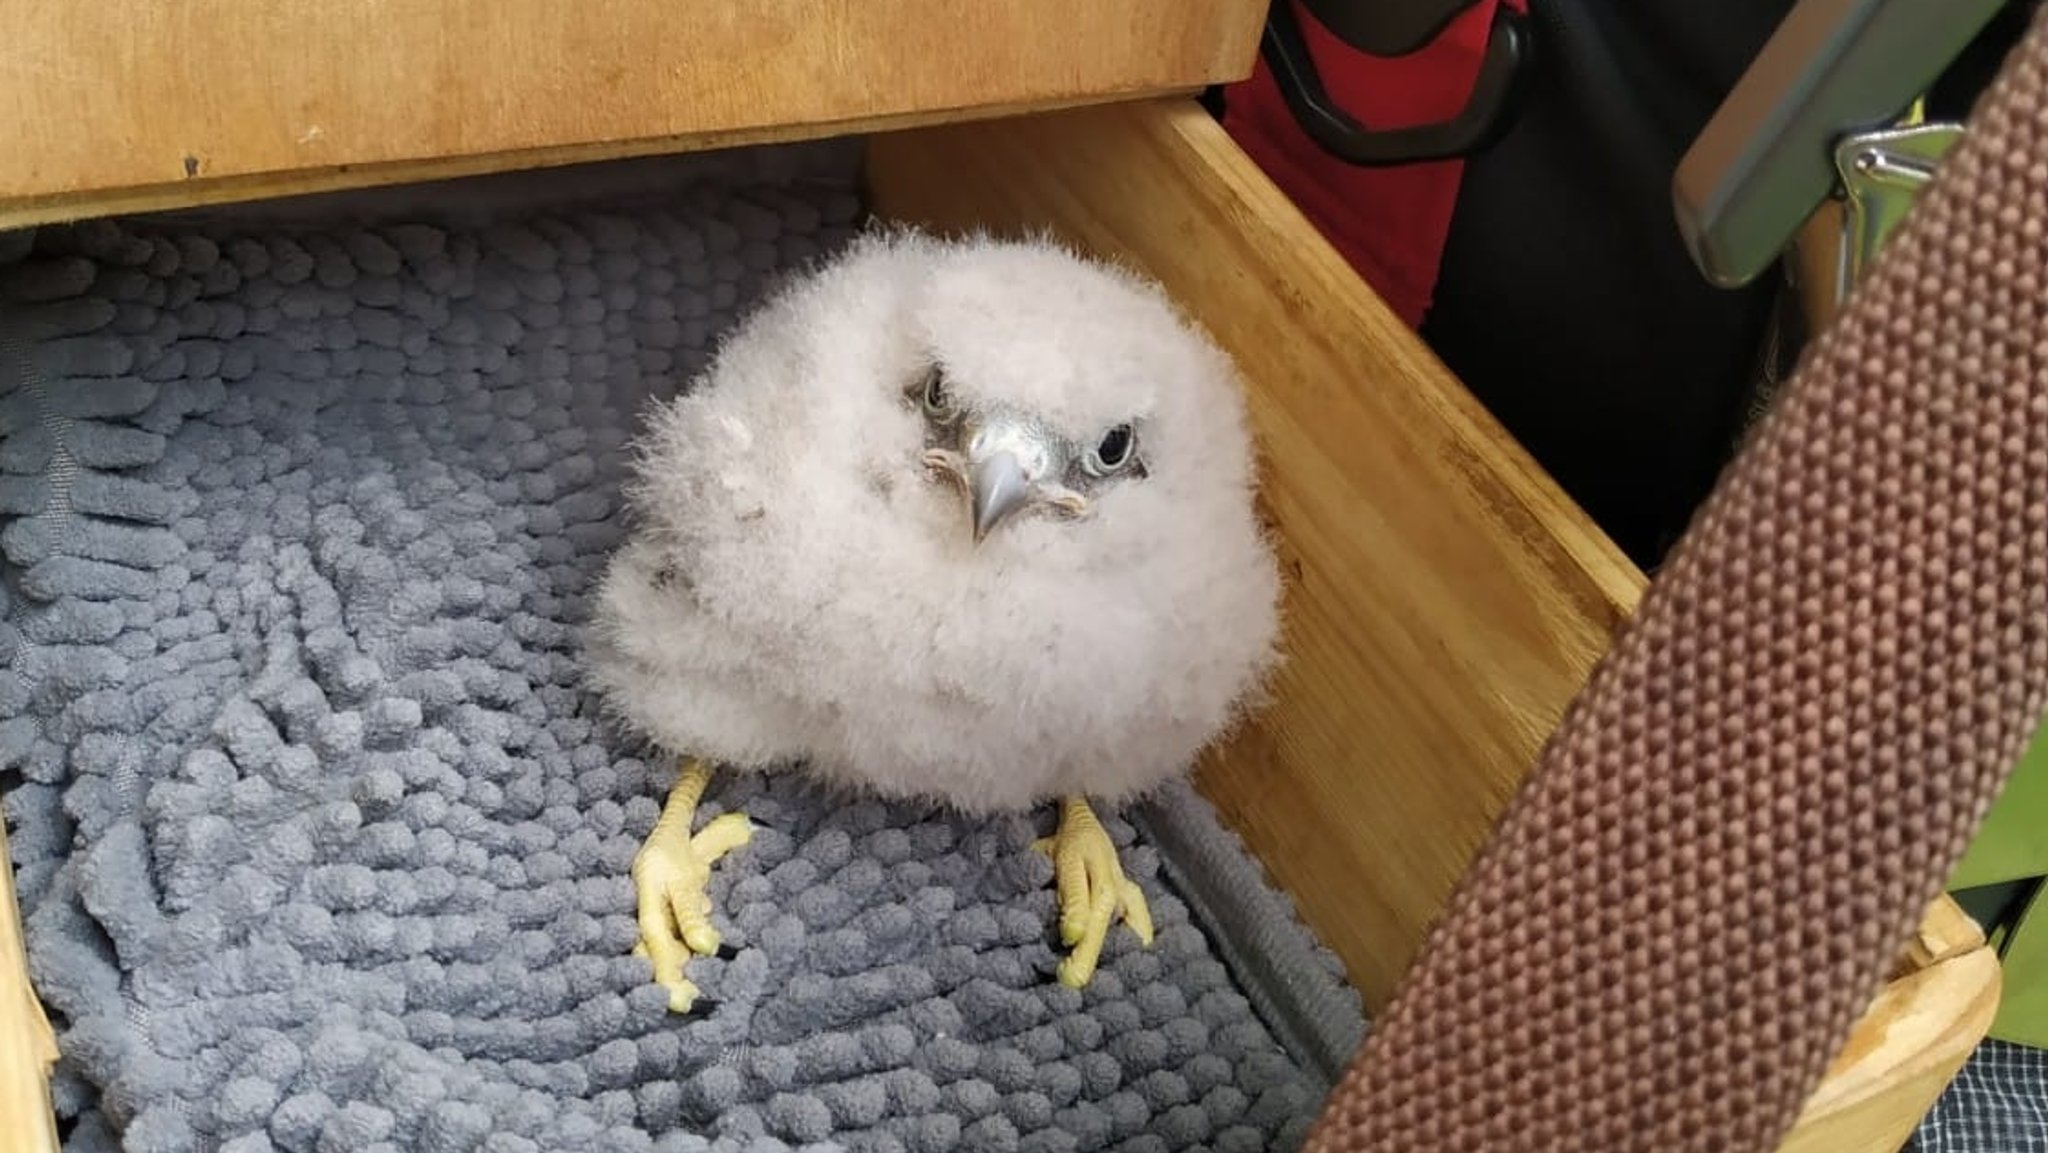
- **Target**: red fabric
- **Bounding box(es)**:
[1221,0,1515,328]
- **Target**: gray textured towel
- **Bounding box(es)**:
[0,144,1363,1153]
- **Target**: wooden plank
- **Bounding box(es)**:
[1784,946,2002,1153]
[0,815,60,1153]
[0,0,1263,230]
[867,98,1647,1013]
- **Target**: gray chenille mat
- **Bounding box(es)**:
[0,142,1367,1153]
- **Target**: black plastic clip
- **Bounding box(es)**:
[1260,0,1534,166]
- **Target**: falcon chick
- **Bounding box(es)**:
[584,227,1283,1012]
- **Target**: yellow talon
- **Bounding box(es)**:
[1033,796,1154,988]
[632,758,751,1013]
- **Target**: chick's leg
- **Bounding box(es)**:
[631,757,751,1012]
[1033,795,1155,988]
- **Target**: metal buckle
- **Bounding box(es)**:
[1823,116,1965,304]
[1672,0,2007,289]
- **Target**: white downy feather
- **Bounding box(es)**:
[583,226,1283,814]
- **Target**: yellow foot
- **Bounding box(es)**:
[1032,796,1155,989]
[632,757,752,1013]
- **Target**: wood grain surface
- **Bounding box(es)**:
[0,0,1263,230]
[868,97,1646,1013]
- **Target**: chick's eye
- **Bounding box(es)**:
[920,370,956,419]
[1086,423,1137,475]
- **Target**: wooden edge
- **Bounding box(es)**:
[1898,894,1988,977]
[0,88,1209,235]
[1781,943,2001,1153]
[0,811,62,1153]
[0,0,1267,230]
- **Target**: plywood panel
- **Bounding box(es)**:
[867,98,1646,1012]
[0,0,1263,229]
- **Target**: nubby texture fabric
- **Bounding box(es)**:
[1303,8,2048,1153]
[0,149,1360,1153]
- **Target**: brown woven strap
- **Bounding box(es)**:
[1304,10,2048,1153]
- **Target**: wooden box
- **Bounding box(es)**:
[0,4,2002,1151]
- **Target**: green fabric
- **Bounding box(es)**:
[1952,718,2048,890]
[1950,717,2048,1045]
[1993,885,2048,1049]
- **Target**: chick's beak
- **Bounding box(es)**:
[970,450,1031,544]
